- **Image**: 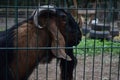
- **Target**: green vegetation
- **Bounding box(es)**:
[73,38,120,56]
[0,27,5,31]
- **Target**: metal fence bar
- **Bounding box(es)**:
[0,0,120,80]
[117,52,119,80]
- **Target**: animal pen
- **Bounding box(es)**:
[0,0,120,80]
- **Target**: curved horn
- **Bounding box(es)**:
[33,9,43,29]
[33,5,56,29]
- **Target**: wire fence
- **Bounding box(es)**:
[0,0,120,80]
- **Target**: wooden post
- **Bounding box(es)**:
[73,0,77,7]
[72,0,83,28]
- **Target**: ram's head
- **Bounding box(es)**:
[32,5,81,60]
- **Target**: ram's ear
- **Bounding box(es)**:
[48,19,71,61]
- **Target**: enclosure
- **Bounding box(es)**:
[0,0,120,80]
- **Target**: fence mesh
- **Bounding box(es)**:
[0,0,120,80]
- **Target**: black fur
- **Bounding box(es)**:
[57,9,81,80]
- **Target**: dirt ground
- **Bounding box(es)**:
[28,54,120,80]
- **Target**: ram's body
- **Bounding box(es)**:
[0,5,82,80]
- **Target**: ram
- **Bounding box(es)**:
[0,5,82,80]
